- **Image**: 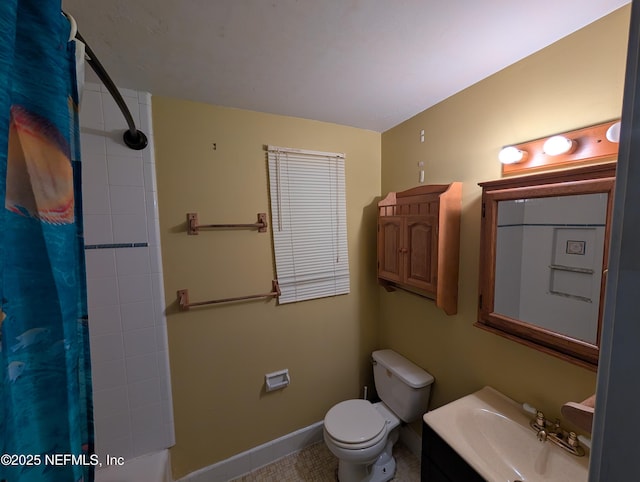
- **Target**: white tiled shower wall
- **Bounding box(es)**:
[79,82,175,460]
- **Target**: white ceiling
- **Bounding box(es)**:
[62,0,630,132]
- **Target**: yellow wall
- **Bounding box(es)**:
[152,100,382,478]
[152,5,630,479]
[380,4,630,434]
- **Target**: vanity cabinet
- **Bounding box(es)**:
[377,183,462,315]
[421,422,484,482]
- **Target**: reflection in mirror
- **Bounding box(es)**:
[477,162,616,370]
[494,194,607,345]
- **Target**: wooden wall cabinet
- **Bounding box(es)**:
[377,183,462,315]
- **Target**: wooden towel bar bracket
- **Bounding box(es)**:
[187,212,268,235]
[177,280,281,311]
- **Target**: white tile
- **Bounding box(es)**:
[83,214,114,245]
[123,327,156,358]
[143,161,157,192]
[105,130,145,159]
[103,92,140,131]
[107,156,144,186]
[158,351,172,401]
[88,304,122,336]
[128,378,161,409]
[131,401,163,434]
[91,358,126,391]
[112,214,148,244]
[90,332,125,365]
[109,186,146,216]
[155,323,168,352]
[93,385,129,420]
[125,352,159,383]
[85,249,117,279]
[82,179,111,215]
[120,301,154,331]
[115,247,150,277]
[151,273,165,305]
[162,421,175,448]
[145,193,159,221]
[100,84,138,103]
[79,90,104,129]
[79,131,107,158]
[118,275,152,304]
[139,99,152,131]
[94,434,133,462]
[94,410,133,447]
[81,152,108,186]
[162,400,173,425]
[87,276,119,310]
[153,299,166,327]
[137,91,151,106]
[141,135,156,165]
[83,82,101,93]
[146,218,161,247]
[132,421,167,457]
[148,246,163,274]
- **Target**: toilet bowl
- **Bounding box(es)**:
[324,400,400,482]
[323,349,434,482]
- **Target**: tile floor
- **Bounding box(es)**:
[230,441,420,481]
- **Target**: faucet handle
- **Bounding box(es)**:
[522,403,546,425]
[535,410,546,428]
[567,432,579,448]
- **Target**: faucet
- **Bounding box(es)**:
[523,405,585,456]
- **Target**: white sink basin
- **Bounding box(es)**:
[423,386,589,482]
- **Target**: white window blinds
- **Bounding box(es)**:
[267,145,350,304]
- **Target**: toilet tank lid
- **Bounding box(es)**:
[372,349,434,388]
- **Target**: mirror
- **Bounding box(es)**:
[477,163,616,370]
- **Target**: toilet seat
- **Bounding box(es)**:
[324,399,387,449]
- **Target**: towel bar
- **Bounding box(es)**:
[177,280,280,310]
[187,212,268,234]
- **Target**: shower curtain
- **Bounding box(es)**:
[0,1,94,482]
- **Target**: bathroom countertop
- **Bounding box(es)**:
[423,386,589,482]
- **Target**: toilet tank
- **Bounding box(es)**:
[372,349,434,423]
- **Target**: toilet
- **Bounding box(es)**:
[323,349,434,482]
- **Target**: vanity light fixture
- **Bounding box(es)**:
[499,119,620,175]
[606,121,621,143]
[542,135,576,156]
[498,146,527,164]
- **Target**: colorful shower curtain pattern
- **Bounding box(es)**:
[0,1,94,482]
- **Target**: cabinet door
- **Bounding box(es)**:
[378,216,403,283]
[404,215,437,293]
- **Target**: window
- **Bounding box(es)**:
[267,145,350,304]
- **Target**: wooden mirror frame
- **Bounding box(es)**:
[476,162,616,370]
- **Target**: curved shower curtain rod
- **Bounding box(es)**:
[64,12,148,151]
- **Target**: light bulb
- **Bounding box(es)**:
[606,122,621,143]
[543,135,575,156]
[498,146,526,164]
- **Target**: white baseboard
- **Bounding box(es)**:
[179,420,421,482]
[178,421,324,482]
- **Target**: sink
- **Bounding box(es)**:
[423,386,589,482]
